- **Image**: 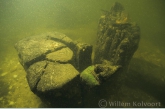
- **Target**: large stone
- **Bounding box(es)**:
[80,66,100,88]
[15,32,92,107]
[27,61,47,92]
[46,47,73,63]
[37,62,79,93]
[14,33,66,68]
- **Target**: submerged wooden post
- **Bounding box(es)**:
[81,2,140,88]
[94,2,140,66]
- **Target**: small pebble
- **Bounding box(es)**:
[0,97,3,101]
[13,75,18,78]
[9,85,13,90]
[9,101,15,105]
[1,72,8,76]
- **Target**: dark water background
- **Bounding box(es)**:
[0,0,165,107]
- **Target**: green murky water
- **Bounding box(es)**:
[0,0,165,107]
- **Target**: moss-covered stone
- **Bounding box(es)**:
[80,66,99,87]
[46,47,73,63]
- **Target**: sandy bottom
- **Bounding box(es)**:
[0,32,165,107]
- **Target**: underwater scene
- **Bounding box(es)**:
[0,0,165,108]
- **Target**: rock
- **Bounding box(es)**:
[27,61,47,91]
[14,34,66,69]
[1,72,8,77]
[15,32,92,107]
[80,60,121,87]
[46,47,73,63]
[0,97,3,101]
[80,66,100,88]
[8,101,15,105]
[94,60,122,81]
[13,75,17,78]
[15,32,92,71]
[37,62,79,93]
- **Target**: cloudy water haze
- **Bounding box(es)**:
[0,0,165,107]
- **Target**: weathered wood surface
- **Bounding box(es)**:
[94,2,140,67]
